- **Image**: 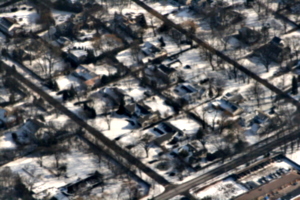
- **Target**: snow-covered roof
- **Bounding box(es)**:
[74,65,96,80]
[69,49,87,58]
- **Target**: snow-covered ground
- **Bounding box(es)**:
[144,95,174,117]
[2,139,147,200]
[238,158,296,186]
[0,5,38,26]
[195,177,248,200]
[0,132,16,150]
[2,1,300,199]
[51,9,74,25]
[169,116,200,136]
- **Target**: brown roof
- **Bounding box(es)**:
[84,75,102,87]
[235,171,300,200]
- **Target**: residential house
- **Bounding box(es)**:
[189,140,207,158]
[72,12,89,24]
[57,36,72,46]
[123,100,161,127]
[0,17,21,36]
[72,65,97,81]
[136,112,161,127]
[237,26,261,45]
[84,76,103,90]
[174,83,205,104]
[14,118,44,144]
[141,42,161,57]
[141,42,168,64]
[252,110,271,124]
[99,87,129,108]
[124,12,147,28]
[172,140,207,168]
[61,171,103,196]
[151,122,182,136]
[249,110,276,135]
[223,92,245,104]
[124,101,152,117]
[158,64,178,83]
[144,64,178,88]
[0,107,23,129]
[68,49,88,65]
[210,9,244,29]
[191,0,217,15]
[55,19,75,36]
[253,37,291,63]
[110,12,146,39]
[212,98,244,116]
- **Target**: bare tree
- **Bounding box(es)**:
[50,144,69,176]
[36,153,43,167]
[259,53,272,72]
[168,28,183,50]
[140,133,152,158]
[249,81,265,108]
[130,40,142,63]
[0,167,33,199]
[101,34,124,51]
[92,35,103,55]
[102,104,112,130]
[38,46,61,78]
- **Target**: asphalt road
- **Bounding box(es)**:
[155,129,300,200]
[1,63,171,187]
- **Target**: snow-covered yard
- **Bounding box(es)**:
[195,177,248,200]
[3,138,147,200]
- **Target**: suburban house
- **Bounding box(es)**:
[84,76,103,90]
[57,36,72,46]
[67,49,88,65]
[191,0,219,15]
[110,12,146,39]
[61,171,103,196]
[141,42,168,64]
[174,83,205,104]
[151,122,182,137]
[72,65,97,81]
[124,101,152,117]
[223,92,245,104]
[237,26,261,45]
[98,87,131,108]
[0,17,21,36]
[253,37,291,63]
[144,65,178,88]
[188,140,208,158]
[141,42,161,57]
[118,99,161,127]
[136,112,161,127]
[158,64,178,83]
[124,12,147,28]
[13,118,44,145]
[210,9,244,29]
[249,110,276,135]
[55,20,75,36]
[0,107,23,130]
[176,141,207,165]
[212,98,244,116]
